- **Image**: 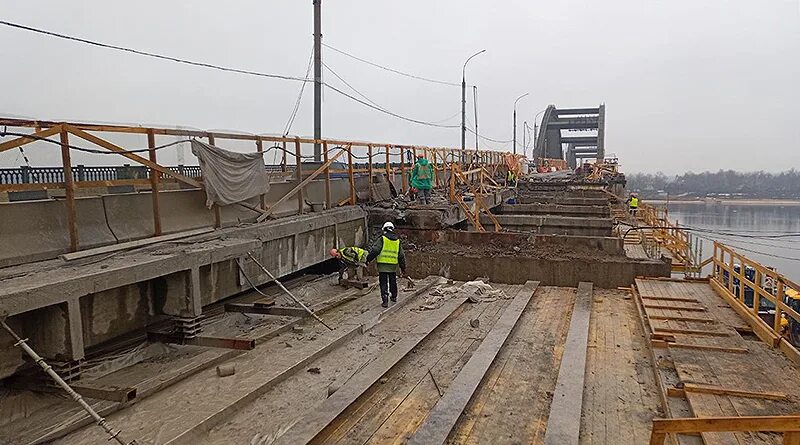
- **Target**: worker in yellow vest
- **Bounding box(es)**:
[330,246,367,284]
[627,193,639,217]
[366,222,407,307]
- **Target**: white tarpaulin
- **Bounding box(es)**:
[191,139,270,208]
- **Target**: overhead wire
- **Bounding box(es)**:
[283,45,315,136]
[321,42,462,87]
[0,19,464,131]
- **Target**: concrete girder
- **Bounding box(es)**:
[554,107,601,116]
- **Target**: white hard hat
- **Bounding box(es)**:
[382,221,395,231]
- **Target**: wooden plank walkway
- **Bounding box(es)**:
[408,281,539,445]
[636,279,800,445]
[543,282,593,445]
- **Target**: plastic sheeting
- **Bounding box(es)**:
[191,139,270,208]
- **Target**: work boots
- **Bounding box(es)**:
[381,296,389,308]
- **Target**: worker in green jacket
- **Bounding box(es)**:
[410,152,434,204]
[330,246,367,283]
[366,222,407,307]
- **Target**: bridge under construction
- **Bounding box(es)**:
[1,115,799,445]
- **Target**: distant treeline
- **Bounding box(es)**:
[627,169,800,199]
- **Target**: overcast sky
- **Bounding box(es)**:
[1,0,798,174]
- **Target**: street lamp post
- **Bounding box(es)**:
[462,50,486,152]
[512,93,529,155]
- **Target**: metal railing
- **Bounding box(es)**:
[0,165,206,186]
[0,118,515,253]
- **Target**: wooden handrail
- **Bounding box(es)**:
[649,416,800,445]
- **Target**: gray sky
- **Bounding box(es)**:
[1,0,798,174]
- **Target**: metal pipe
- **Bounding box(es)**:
[313,0,322,161]
[246,252,333,330]
[512,93,529,155]
[0,319,137,445]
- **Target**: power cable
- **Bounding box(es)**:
[0,20,310,83]
[321,42,462,87]
[0,19,462,131]
[322,62,384,109]
[283,46,315,136]
[465,127,512,144]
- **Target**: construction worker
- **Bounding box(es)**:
[506,169,517,186]
[366,222,407,308]
[627,192,639,217]
[330,246,367,284]
[410,152,434,204]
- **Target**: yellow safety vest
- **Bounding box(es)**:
[341,247,366,263]
[629,197,639,208]
[376,237,400,264]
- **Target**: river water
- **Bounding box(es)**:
[653,201,800,282]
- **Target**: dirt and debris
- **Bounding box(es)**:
[407,238,627,261]
[413,280,507,311]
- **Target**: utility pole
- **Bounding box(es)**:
[473,86,479,149]
[313,0,322,161]
[522,121,527,157]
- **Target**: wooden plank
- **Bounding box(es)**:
[59,128,79,252]
[295,138,304,215]
[147,129,162,236]
[543,281,594,445]
[648,314,715,323]
[163,324,363,445]
[668,342,748,354]
[71,383,137,403]
[407,281,540,445]
[65,125,202,188]
[682,383,788,401]
[58,227,214,261]
[0,124,62,153]
[644,304,706,312]
[651,415,800,433]
[271,294,470,445]
[641,296,699,303]
[653,327,729,337]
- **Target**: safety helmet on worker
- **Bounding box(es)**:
[330,248,339,258]
[382,221,395,232]
[416,153,425,158]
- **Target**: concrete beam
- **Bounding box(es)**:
[406,252,670,288]
[554,107,600,116]
[501,203,610,217]
[560,136,599,145]
[546,116,599,130]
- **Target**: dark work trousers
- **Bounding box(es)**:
[418,188,432,204]
[379,271,398,303]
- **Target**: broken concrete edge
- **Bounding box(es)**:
[407,280,539,445]
[542,281,593,445]
[269,293,471,445]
